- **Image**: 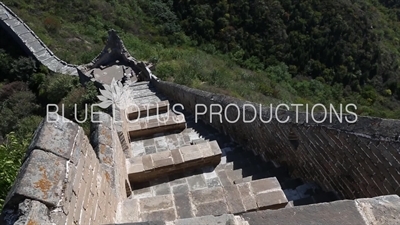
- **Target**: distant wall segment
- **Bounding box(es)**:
[0,2,78,75]
[153,80,400,200]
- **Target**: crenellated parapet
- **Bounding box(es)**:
[0,112,130,225]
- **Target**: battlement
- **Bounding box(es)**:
[0,113,130,224]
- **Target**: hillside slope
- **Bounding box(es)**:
[2,0,400,117]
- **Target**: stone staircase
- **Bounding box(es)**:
[116,81,341,224]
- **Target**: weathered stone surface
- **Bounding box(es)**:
[255,190,288,209]
[174,214,237,225]
[242,200,367,225]
[152,151,173,168]
[355,195,400,225]
[179,145,202,162]
[141,208,176,222]
[5,199,53,225]
[119,199,139,223]
[250,177,281,194]
[92,123,113,147]
[223,185,246,214]
[28,114,79,160]
[174,193,194,219]
[6,150,67,207]
[172,184,189,194]
[191,187,225,205]
[171,148,184,164]
[142,155,154,170]
[97,143,114,167]
[195,200,228,217]
[237,183,257,211]
[186,175,207,191]
[139,195,174,212]
[154,183,171,195]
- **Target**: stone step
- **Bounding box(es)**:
[233,166,290,184]
[129,88,159,99]
[127,140,222,183]
[127,114,186,139]
[126,100,170,120]
[119,177,288,223]
[134,95,168,105]
[130,81,150,88]
[191,138,207,144]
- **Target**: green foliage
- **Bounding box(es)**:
[39,75,80,103]
[0,132,30,209]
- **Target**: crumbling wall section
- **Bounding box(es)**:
[0,114,125,225]
[153,80,400,200]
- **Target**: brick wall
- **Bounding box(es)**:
[153,80,400,200]
[0,113,129,225]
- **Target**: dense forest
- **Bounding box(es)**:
[2,0,400,208]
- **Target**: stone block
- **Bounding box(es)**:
[255,190,288,209]
[128,162,145,174]
[223,185,246,214]
[237,183,257,211]
[190,187,225,205]
[139,195,174,212]
[202,143,215,158]
[186,175,207,191]
[92,124,113,147]
[172,184,189,194]
[120,198,140,223]
[174,192,194,219]
[141,208,176,222]
[174,214,236,225]
[28,114,79,160]
[6,150,67,208]
[171,148,184,164]
[180,145,202,162]
[71,157,84,196]
[208,140,222,155]
[152,151,173,168]
[2,199,52,225]
[355,195,400,225]
[50,211,67,225]
[154,183,171,195]
[70,127,84,165]
[250,177,281,194]
[195,200,228,217]
[142,155,154,170]
[205,177,221,188]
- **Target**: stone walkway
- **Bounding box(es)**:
[117,81,340,223]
